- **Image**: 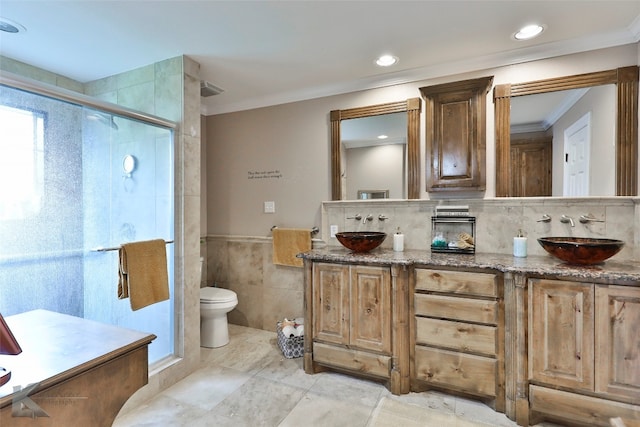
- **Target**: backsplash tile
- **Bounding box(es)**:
[323,198,639,261]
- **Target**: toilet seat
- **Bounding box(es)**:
[200,287,237,304]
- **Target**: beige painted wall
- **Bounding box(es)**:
[551,84,616,196]
[346,144,404,199]
[205,43,639,238]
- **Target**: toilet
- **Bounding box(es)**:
[200,286,238,348]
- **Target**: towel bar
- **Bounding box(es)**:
[271,226,319,235]
[91,240,174,252]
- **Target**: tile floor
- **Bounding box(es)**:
[113,325,558,427]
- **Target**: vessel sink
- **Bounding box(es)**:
[335,232,387,252]
[537,237,624,265]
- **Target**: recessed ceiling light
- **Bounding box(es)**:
[514,24,544,41]
[0,17,26,34]
[375,55,398,67]
[377,134,389,139]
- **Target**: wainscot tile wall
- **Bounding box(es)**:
[207,197,639,331]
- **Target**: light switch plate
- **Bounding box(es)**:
[264,201,275,213]
[330,225,338,237]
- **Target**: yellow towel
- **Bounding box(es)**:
[118,239,170,311]
[272,228,312,268]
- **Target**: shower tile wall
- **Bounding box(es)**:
[0,86,85,317]
[82,58,184,364]
[1,55,204,411]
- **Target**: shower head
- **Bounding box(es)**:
[200,80,224,97]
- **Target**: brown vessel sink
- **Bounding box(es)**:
[335,232,387,252]
[537,237,624,265]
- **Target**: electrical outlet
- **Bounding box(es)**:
[330,225,338,237]
[264,201,275,213]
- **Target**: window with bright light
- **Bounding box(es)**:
[0,104,45,220]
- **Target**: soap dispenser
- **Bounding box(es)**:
[513,229,527,258]
[393,228,404,252]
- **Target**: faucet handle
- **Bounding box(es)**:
[346,214,362,221]
[378,214,389,221]
[579,214,605,223]
[560,214,575,227]
[536,214,551,223]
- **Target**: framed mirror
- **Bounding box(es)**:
[494,66,638,197]
[330,98,421,200]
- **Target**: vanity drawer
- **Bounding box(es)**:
[313,342,391,379]
[415,317,497,357]
[414,293,498,325]
[415,269,497,297]
[414,346,496,397]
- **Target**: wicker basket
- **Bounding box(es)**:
[276,321,304,359]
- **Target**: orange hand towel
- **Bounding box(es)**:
[272,228,312,268]
[118,239,170,311]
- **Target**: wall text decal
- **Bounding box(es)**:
[248,170,283,180]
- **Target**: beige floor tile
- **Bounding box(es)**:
[116,324,566,427]
[280,393,372,427]
[209,375,306,426]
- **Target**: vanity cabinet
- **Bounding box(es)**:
[411,268,504,411]
[303,260,410,394]
[312,262,391,353]
[420,76,493,193]
[527,278,640,426]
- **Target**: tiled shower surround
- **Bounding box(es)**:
[207,197,640,331]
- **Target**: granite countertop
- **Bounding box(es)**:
[299,248,640,285]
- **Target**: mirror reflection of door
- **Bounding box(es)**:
[510,135,552,197]
[510,85,615,196]
[341,112,407,200]
[563,112,591,196]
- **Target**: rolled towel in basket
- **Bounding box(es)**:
[281,325,296,337]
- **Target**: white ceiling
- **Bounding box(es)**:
[1,1,639,116]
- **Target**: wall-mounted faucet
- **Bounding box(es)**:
[347,214,362,221]
[560,215,575,227]
[579,214,605,224]
[363,214,373,224]
[536,214,551,223]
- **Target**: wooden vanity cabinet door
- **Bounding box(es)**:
[313,263,350,345]
[350,265,391,353]
[595,285,640,399]
[529,279,594,392]
[420,76,493,192]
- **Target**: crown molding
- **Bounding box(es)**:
[203,28,639,116]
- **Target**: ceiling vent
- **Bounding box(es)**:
[200,80,224,97]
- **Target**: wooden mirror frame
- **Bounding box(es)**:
[494,66,639,197]
[330,98,421,200]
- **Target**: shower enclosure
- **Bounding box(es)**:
[0,80,175,364]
